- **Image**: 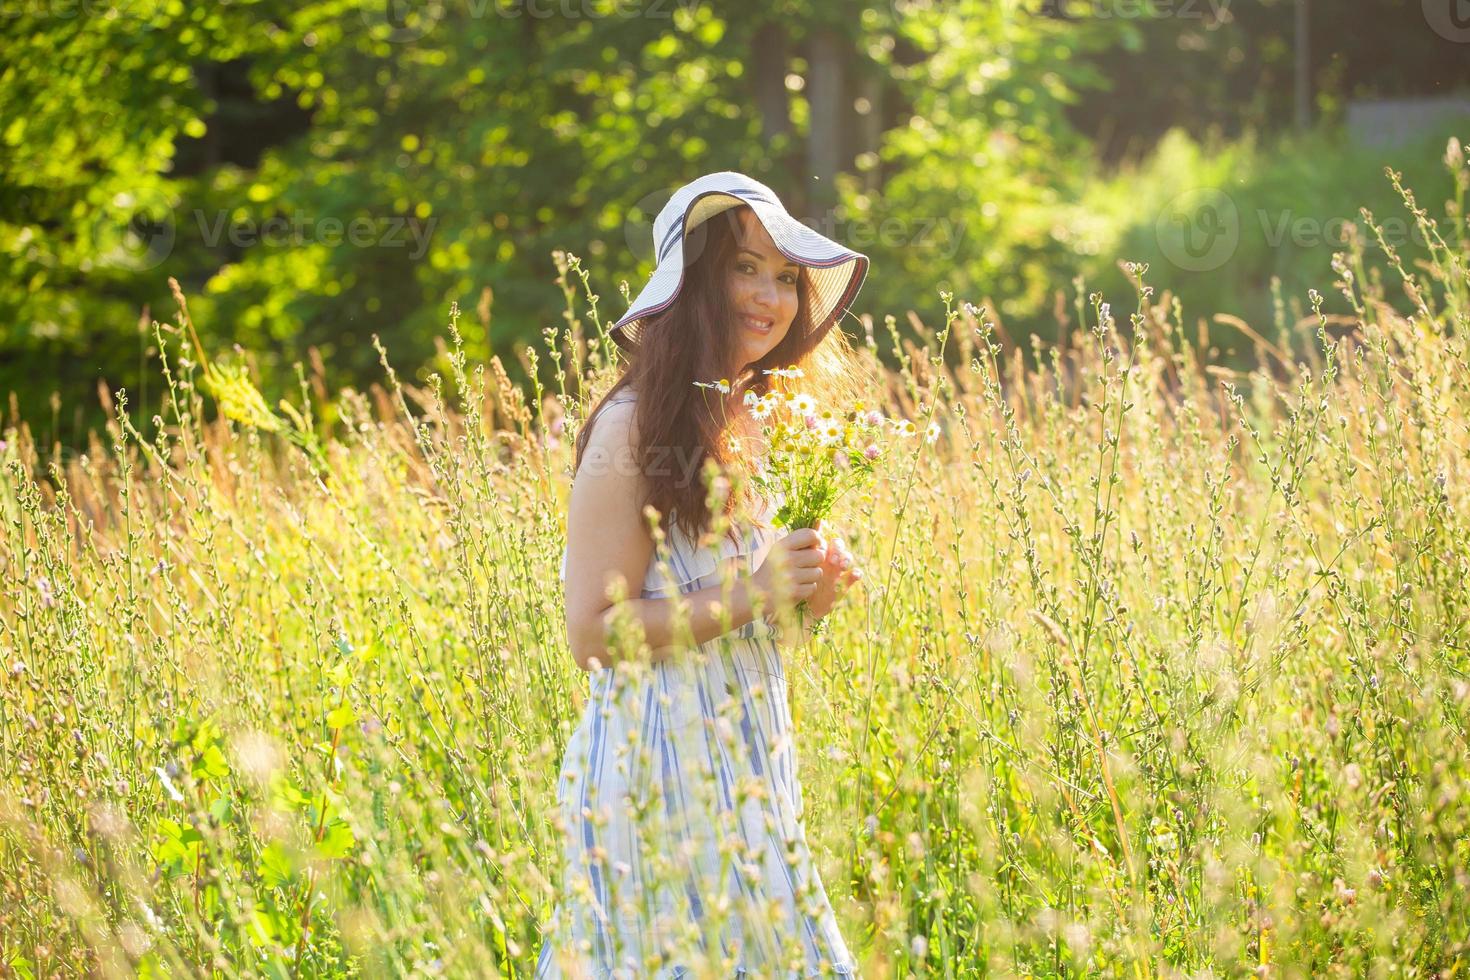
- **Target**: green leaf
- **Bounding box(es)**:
[314,819,356,860]
[194,744,231,781]
[258,841,296,889]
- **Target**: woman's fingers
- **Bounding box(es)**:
[773,562,824,587]
[786,543,826,567]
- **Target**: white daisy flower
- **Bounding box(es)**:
[790,393,817,416]
[761,367,804,379]
[925,420,941,444]
[693,378,731,394]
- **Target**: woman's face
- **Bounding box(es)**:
[726,208,799,376]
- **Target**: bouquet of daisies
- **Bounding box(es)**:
[697,367,911,533]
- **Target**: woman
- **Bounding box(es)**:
[537,172,871,978]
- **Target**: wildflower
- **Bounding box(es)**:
[693,378,731,395]
[761,367,804,379]
[743,390,760,408]
[155,767,184,803]
[35,574,56,609]
[790,393,816,416]
[750,395,775,421]
[816,419,843,446]
[894,419,917,438]
[138,899,166,934]
[863,443,880,461]
[206,361,284,434]
[925,420,941,444]
[862,409,884,427]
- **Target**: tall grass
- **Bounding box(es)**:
[2,153,1467,977]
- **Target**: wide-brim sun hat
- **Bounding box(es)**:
[610,171,869,352]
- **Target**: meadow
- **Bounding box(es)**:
[2,158,1468,978]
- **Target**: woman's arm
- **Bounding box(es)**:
[563,399,771,671]
[589,571,767,668]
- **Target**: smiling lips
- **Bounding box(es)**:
[742,313,774,334]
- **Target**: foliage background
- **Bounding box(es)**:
[3,0,1467,448]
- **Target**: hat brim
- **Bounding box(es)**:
[610,190,869,353]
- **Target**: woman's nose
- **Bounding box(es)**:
[752,277,777,310]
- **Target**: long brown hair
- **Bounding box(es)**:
[575,204,867,545]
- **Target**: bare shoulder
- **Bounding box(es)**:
[565,393,652,620]
[577,395,641,476]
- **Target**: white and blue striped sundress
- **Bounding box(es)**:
[536,392,856,978]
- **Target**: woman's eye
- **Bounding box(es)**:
[737,261,796,285]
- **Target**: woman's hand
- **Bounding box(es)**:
[803,519,862,619]
[751,526,827,614]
